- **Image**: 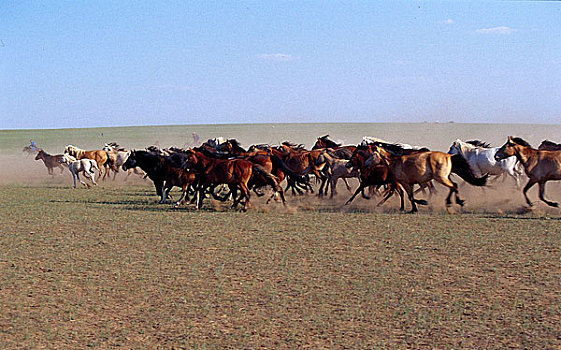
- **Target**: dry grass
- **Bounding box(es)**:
[1,184,560,348]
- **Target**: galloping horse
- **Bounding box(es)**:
[59,154,99,188]
[448,139,524,187]
[369,145,487,213]
[182,149,284,211]
[315,149,359,198]
[101,143,146,180]
[312,135,356,159]
[35,149,65,175]
[495,136,561,207]
[64,145,108,178]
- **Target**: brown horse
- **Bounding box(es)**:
[369,145,487,213]
[312,135,356,159]
[64,145,108,178]
[270,143,326,195]
[496,136,561,207]
[35,149,65,175]
[345,145,404,208]
[183,149,283,211]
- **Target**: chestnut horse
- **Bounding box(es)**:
[64,145,108,178]
[182,149,283,211]
[495,136,561,207]
[35,149,65,175]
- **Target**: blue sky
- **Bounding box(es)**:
[1,1,560,129]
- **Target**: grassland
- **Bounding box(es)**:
[1,123,561,348]
[1,184,560,348]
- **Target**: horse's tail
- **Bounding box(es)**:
[269,154,306,183]
[252,164,281,191]
[451,154,488,186]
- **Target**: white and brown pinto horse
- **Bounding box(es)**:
[495,136,561,208]
[64,145,108,178]
[448,139,524,187]
[59,154,99,188]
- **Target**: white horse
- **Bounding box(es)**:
[60,154,99,188]
[448,139,524,187]
[360,136,423,150]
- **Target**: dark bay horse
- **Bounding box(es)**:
[312,135,356,159]
[538,140,561,151]
[496,136,561,207]
[35,149,65,175]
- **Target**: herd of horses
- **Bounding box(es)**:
[30,135,561,213]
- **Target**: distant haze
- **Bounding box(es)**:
[1,2,560,129]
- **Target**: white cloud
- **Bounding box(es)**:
[258,53,298,62]
[476,26,517,35]
[441,19,455,25]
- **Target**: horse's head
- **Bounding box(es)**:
[102,143,114,152]
[34,150,44,160]
[60,153,75,164]
[367,145,390,167]
[447,139,462,155]
[181,149,201,171]
[495,136,520,161]
[122,150,138,170]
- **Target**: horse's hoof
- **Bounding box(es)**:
[456,199,465,206]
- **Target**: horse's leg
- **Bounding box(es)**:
[345,184,365,205]
[72,171,78,188]
[160,184,169,203]
[343,177,352,192]
[239,182,251,212]
[522,179,537,207]
[330,177,337,198]
[90,169,97,186]
[402,183,418,213]
[154,179,163,197]
[538,181,559,207]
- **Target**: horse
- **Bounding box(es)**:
[35,149,65,175]
[269,143,326,195]
[64,145,108,178]
[23,145,39,156]
[538,140,561,151]
[315,149,359,198]
[448,139,524,187]
[312,135,356,159]
[102,143,145,180]
[368,145,487,213]
[182,149,283,211]
[59,154,99,188]
[495,136,561,208]
[344,144,404,208]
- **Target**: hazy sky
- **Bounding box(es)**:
[1,1,560,129]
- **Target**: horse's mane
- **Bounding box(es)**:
[540,139,561,147]
[318,135,341,148]
[281,141,307,150]
[511,137,533,148]
[227,139,247,153]
[466,140,492,148]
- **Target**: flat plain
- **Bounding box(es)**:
[1,123,560,348]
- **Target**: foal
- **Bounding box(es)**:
[35,149,65,175]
